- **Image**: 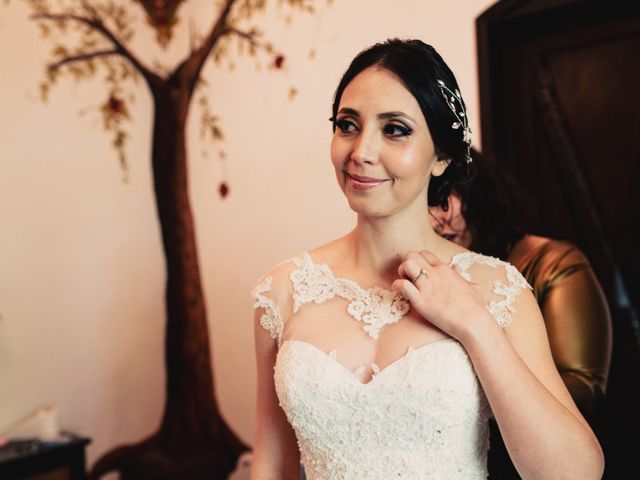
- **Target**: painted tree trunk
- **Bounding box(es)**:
[89,81,248,480]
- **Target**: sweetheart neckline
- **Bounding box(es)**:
[280,338,461,386]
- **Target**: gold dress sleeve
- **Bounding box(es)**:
[512,240,612,418]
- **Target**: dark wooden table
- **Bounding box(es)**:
[0,433,90,480]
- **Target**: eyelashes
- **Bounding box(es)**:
[332,117,413,138]
[383,124,413,137]
[335,118,358,133]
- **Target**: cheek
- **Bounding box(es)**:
[330,137,348,190]
[391,144,431,179]
[462,231,473,248]
[450,213,468,235]
[330,136,345,170]
[399,147,421,169]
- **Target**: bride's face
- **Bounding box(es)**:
[331,67,449,218]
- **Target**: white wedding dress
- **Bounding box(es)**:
[253,251,529,480]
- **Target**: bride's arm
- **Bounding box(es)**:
[394,251,604,480]
[461,290,603,480]
[251,310,300,480]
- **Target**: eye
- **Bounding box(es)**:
[335,118,359,134]
[383,123,413,137]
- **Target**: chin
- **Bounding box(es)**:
[345,196,391,218]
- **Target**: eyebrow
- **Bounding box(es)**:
[337,107,416,123]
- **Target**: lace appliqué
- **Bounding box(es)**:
[452,252,531,327]
[251,275,283,345]
[290,253,410,339]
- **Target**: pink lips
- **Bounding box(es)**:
[346,172,389,190]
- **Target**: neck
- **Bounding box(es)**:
[345,205,443,282]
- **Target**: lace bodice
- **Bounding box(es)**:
[252,251,529,480]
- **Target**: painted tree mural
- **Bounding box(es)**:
[9,0,327,478]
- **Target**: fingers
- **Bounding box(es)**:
[398,250,464,293]
[402,250,440,280]
[391,278,423,306]
[405,250,442,269]
[394,250,482,337]
[419,250,442,266]
[403,258,426,283]
[397,261,408,280]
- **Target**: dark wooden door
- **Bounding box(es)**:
[477,1,640,478]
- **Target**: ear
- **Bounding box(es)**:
[431,157,452,177]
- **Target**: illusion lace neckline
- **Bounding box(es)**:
[252,249,528,347]
[301,250,472,293]
[288,251,483,341]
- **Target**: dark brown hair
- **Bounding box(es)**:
[455,148,533,259]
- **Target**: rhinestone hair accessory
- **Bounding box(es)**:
[437,79,472,164]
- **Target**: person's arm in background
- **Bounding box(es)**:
[517,241,612,419]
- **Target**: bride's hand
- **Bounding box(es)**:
[390,250,495,341]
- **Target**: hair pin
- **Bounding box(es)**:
[437,79,472,163]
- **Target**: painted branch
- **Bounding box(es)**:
[32,12,158,83]
[222,26,261,45]
[48,49,118,70]
[180,0,239,95]
[79,0,98,19]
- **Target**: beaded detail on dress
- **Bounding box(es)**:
[252,251,530,479]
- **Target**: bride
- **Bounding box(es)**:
[250,39,603,479]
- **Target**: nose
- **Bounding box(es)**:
[351,129,379,165]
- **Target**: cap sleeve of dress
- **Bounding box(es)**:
[251,274,284,345]
[452,251,532,327]
[251,258,297,347]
